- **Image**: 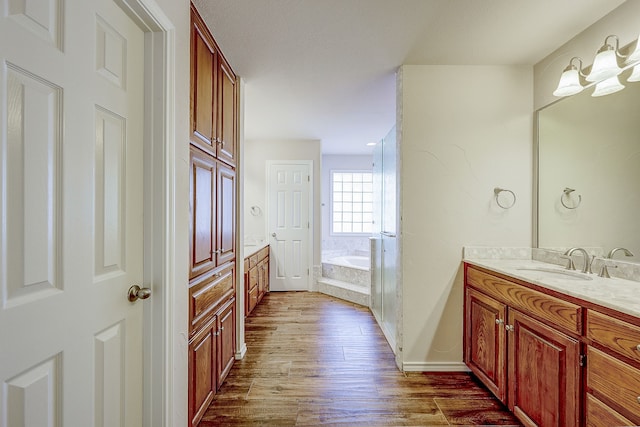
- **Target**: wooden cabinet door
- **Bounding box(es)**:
[188,316,217,427]
[190,6,217,154]
[217,57,237,166]
[189,146,217,280]
[507,309,580,427]
[464,287,507,403]
[217,163,236,266]
[217,298,236,386]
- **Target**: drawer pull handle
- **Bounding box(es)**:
[495,319,504,325]
[505,325,514,332]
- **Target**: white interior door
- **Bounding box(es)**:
[268,162,312,291]
[0,0,146,425]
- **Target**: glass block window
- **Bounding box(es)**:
[331,171,373,234]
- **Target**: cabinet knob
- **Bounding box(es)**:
[636,344,640,352]
[495,319,504,325]
[220,326,224,331]
[637,396,640,404]
[505,325,514,332]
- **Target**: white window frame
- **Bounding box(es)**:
[329,169,374,236]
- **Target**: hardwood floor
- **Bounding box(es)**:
[201,291,521,426]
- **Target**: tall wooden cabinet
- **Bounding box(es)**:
[189,4,239,427]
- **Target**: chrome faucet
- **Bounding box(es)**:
[563,247,591,273]
[599,247,634,278]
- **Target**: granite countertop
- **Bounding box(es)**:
[243,242,268,259]
[464,258,640,319]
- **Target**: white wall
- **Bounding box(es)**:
[399,65,533,370]
[321,154,373,255]
[244,139,322,265]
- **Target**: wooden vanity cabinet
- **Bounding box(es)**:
[244,245,269,316]
[464,287,507,402]
[585,309,640,425]
[464,265,581,427]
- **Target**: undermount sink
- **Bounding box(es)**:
[516,267,593,281]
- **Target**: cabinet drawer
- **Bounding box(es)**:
[587,346,640,421]
[190,265,235,333]
[587,310,640,364]
[585,393,635,427]
[466,267,581,335]
[257,246,269,261]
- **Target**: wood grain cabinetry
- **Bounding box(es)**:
[465,265,580,427]
[188,297,236,427]
[465,263,640,427]
[189,4,238,426]
[585,310,640,425]
[244,245,269,316]
[190,4,236,167]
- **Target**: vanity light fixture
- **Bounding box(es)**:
[592,75,625,97]
[553,57,585,96]
[553,34,640,97]
[585,35,623,82]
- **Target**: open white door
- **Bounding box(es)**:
[0,0,149,425]
[267,162,312,291]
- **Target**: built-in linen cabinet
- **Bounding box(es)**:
[465,263,640,427]
[189,4,238,427]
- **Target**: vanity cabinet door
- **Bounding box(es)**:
[464,287,507,403]
[507,309,580,427]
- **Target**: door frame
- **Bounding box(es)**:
[114,1,175,426]
[266,160,314,291]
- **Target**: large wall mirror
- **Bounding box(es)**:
[536,68,640,263]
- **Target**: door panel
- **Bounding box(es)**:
[190,11,216,153]
[217,163,235,266]
[1,0,146,425]
[217,58,236,166]
[508,309,580,427]
[268,163,311,291]
[189,146,217,279]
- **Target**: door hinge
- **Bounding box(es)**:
[579,354,586,367]
[308,221,310,229]
[307,268,310,276]
[307,175,310,182]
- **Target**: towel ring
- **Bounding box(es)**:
[561,187,581,209]
[494,187,516,209]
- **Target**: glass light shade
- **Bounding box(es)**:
[586,49,622,82]
[591,76,625,97]
[626,35,640,64]
[553,69,583,97]
[627,64,640,82]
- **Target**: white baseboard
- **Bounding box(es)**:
[402,361,470,372]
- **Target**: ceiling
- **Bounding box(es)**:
[193,0,626,155]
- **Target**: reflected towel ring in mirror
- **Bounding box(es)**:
[561,187,582,209]
[250,205,262,216]
[494,187,516,209]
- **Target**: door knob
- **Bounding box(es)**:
[271,232,277,238]
[128,285,151,302]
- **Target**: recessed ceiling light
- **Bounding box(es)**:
[366,142,377,146]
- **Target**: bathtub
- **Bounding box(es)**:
[324,255,370,271]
